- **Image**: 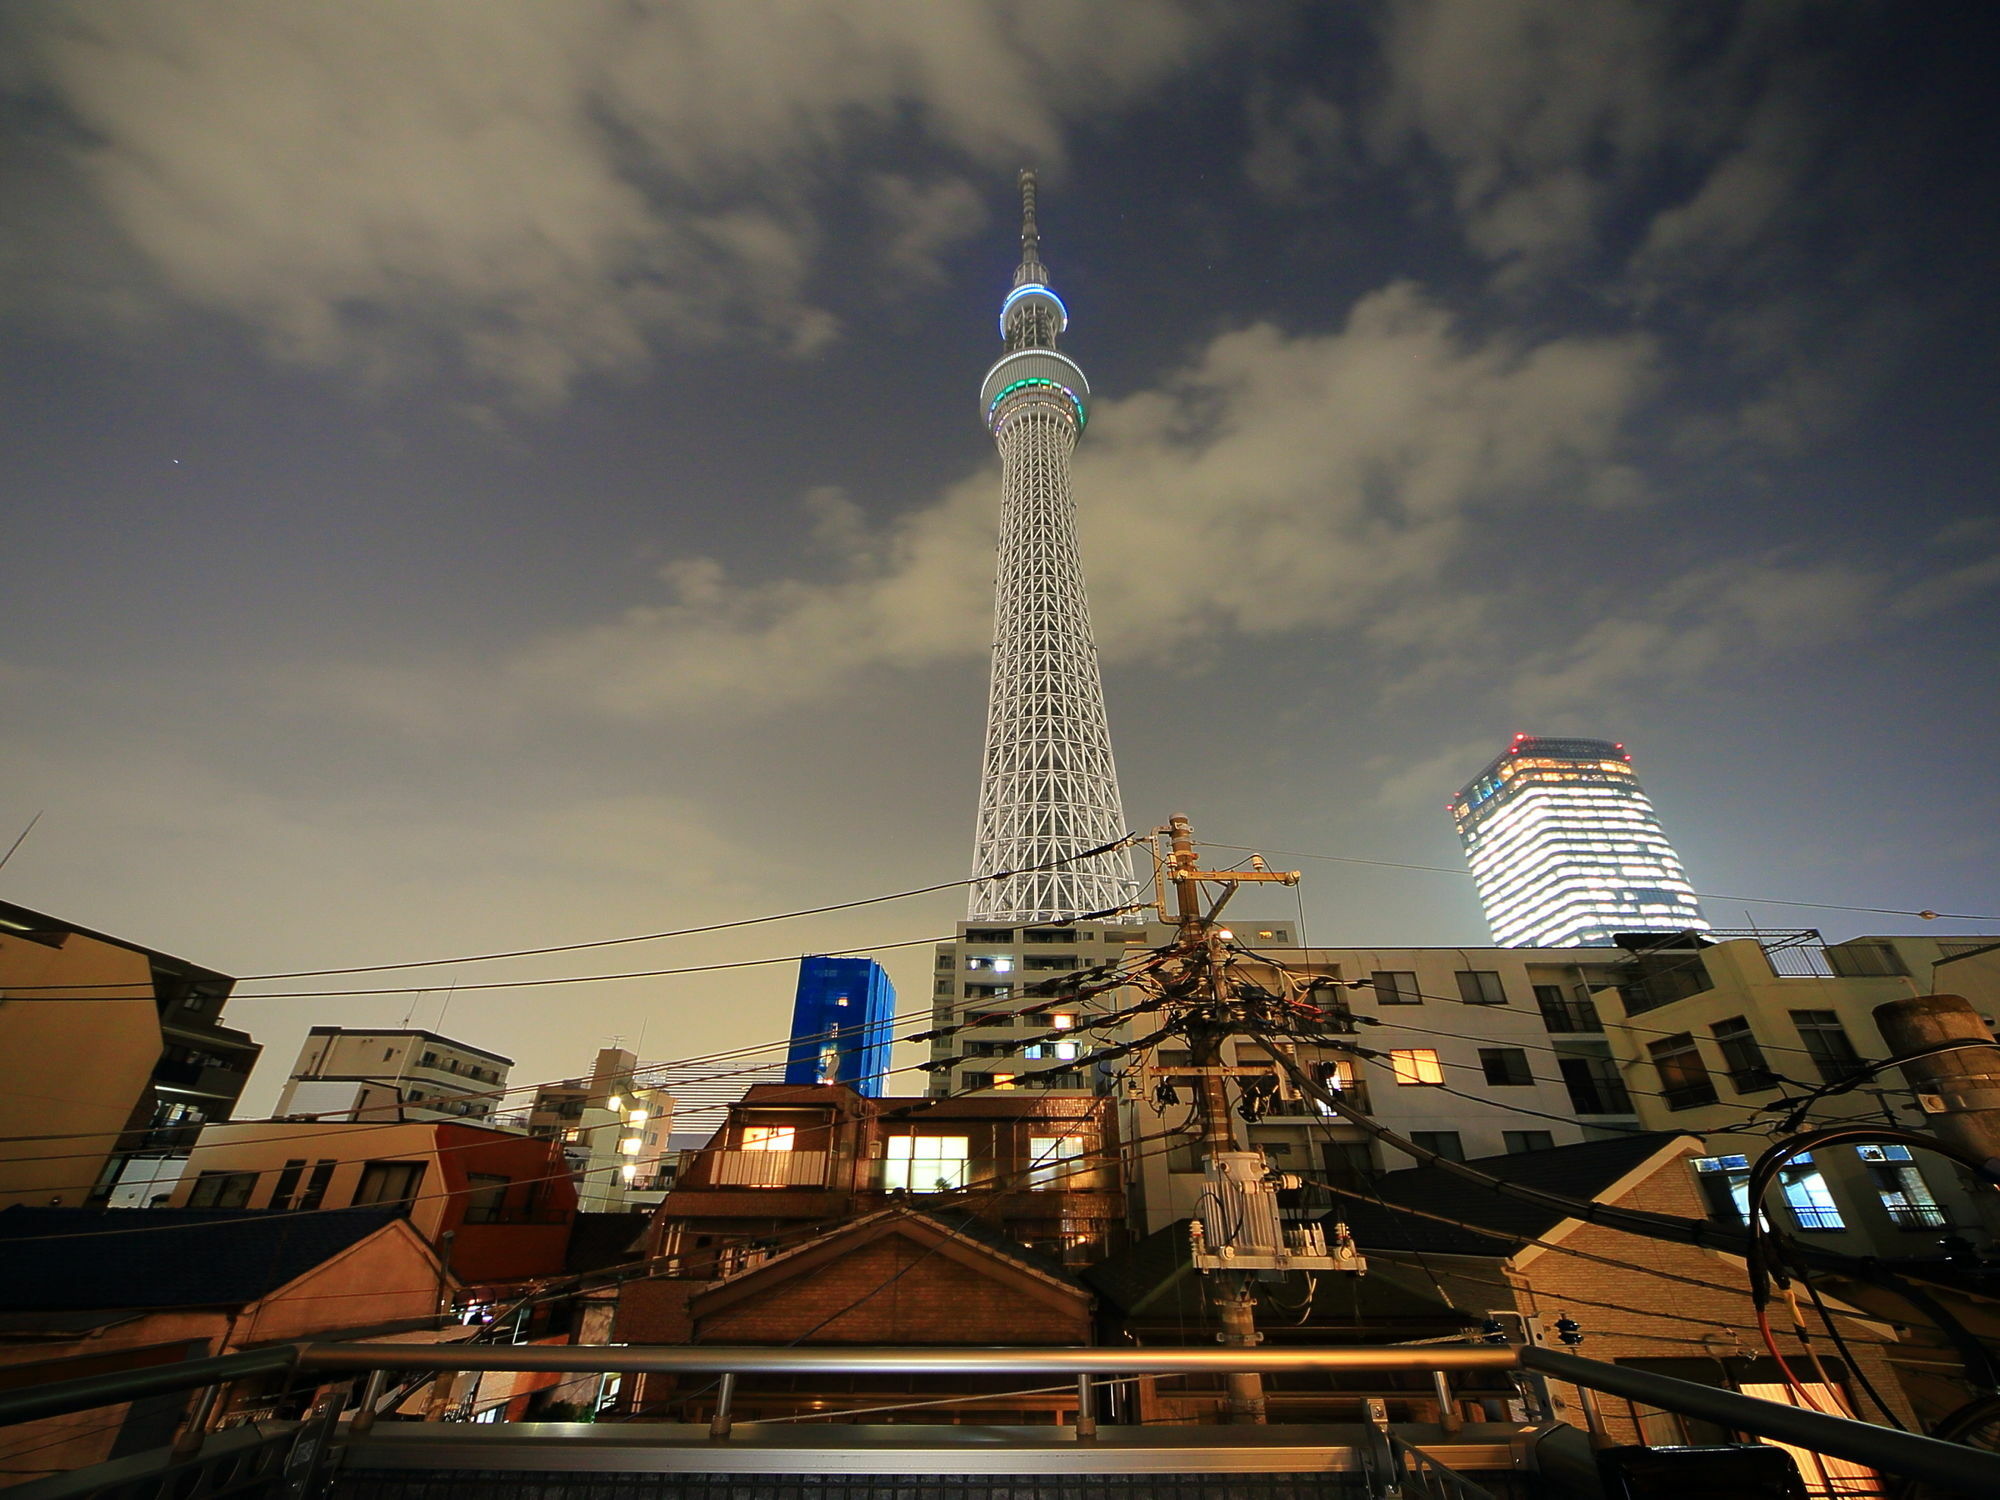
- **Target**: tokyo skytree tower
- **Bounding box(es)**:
[968,172,1138,922]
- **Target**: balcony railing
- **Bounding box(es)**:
[704,1150,830,1188]
[1536,998,1602,1034]
[1660,1081,1718,1111]
[1885,1204,1949,1230]
[1789,1205,1846,1231]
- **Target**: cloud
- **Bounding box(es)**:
[868,174,990,285]
[3,0,1218,402]
[1359,0,1826,283]
[1507,539,2000,717]
[488,282,1655,717]
[1243,84,1350,203]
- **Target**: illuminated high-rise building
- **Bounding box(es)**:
[967,171,1138,923]
[1451,735,1709,948]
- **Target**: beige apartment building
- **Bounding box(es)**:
[1591,931,2000,1259]
[0,901,257,1209]
[931,920,1645,1235]
[928,917,2000,1249]
[274,1026,512,1124]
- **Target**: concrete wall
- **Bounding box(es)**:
[0,931,162,1208]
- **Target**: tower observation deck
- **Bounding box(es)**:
[968,172,1138,923]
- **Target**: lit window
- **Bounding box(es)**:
[883,1135,970,1192]
[620,1163,638,1182]
[1049,1013,1076,1030]
[1780,1154,1846,1231]
[742,1126,796,1152]
[1389,1049,1444,1086]
[993,1072,1018,1089]
[620,1136,643,1155]
[1054,1041,1079,1061]
[1027,1134,1085,1189]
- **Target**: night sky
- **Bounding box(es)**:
[4,3,1997,1114]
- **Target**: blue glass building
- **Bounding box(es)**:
[784,956,896,1096]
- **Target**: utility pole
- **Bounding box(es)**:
[1159,814,1314,1425]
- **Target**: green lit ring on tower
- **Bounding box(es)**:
[988,377,1086,430]
[979,348,1090,434]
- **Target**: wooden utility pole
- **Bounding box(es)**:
[1161,813,1300,1425]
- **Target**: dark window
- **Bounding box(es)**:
[1558,1055,1633,1115]
[1023,929,1077,944]
[1792,1010,1863,1085]
[1370,971,1421,1004]
[270,1159,307,1209]
[1648,1033,1717,1109]
[1711,1017,1778,1092]
[1503,1132,1554,1154]
[1409,1130,1465,1162]
[186,1170,256,1208]
[1479,1048,1533,1086]
[1455,971,1506,1005]
[462,1173,511,1224]
[1024,954,1080,970]
[296,1160,336,1211]
[964,928,1014,944]
[354,1160,425,1210]
[1533,984,1602,1033]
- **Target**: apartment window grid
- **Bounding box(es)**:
[1557,1054,1633,1116]
[1792,1010,1864,1085]
[1858,1144,1947,1230]
[1409,1130,1465,1162]
[1532,983,1603,1034]
[1371,971,1422,1005]
[1388,1048,1445,1086]
[1647,1033,1717,1110]
[1479,1048,1533,1087]
[1455,970,1507,1005]
[1711,1016,1779,1093]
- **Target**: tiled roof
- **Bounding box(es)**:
[1328,1132,1690,1256]
[0,1207,410,1310]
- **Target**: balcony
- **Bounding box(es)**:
[1885,1204,1949,1231]
[1536,997,1602,1034]
[1789,1205,1846,1231]
[705,1150,830,1188]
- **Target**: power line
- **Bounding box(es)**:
[1202,841,2000,923]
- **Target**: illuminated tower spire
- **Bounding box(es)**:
[968,171,1138,922]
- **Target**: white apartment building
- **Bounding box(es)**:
[274,1027,511,1126]
[527,1046,674,1212]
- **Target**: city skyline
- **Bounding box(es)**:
[2,5,1996,1108]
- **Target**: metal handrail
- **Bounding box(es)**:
[0,1346,299,1427]
[9,1339,2000,1499]
[296,1344,1522,1376]
[1521,1347,2000,1495]
[1387,1433,1498,1500]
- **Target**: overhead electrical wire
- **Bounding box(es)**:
[1201,841,2000,923]
[0,839,1143,995]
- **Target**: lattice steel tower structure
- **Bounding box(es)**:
[968,171,1138,923]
